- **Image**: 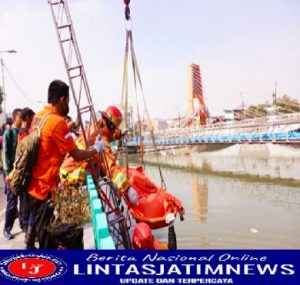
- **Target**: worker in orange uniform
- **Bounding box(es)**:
[60,105,139,205]
[132,222,168,250]
[27,80,106,249]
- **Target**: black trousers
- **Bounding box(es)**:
[4,188,18,233]
[28,193,54,249]
[22,192,35,229]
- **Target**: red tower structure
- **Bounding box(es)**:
[188,63,208,126]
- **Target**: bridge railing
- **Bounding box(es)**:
[127,113,300,146]
[86,174,116,249]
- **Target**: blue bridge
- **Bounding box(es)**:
[126,113,300,147]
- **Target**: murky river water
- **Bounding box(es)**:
[129,158,300,249]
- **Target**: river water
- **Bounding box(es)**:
[128,156,300,249]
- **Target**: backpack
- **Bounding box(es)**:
[46,221,84,249]
[10,113,52,195]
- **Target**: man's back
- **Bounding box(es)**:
[28,105,76,200]
[2,127,18,173]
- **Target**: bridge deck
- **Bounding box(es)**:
[127,113,300,146]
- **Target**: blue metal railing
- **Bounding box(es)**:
[126,114,300,146]
[126,131,300,146]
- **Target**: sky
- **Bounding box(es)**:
[0,0,300,119]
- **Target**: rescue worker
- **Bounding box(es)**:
[27,79,106,249]
[132,222,168,250]
[64,115,80,138]
[60,105,138,205]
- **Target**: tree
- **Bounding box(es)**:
[243,95,300,118]
[245,104,267,118]
[0,86,3,114]
[275,95,300,114]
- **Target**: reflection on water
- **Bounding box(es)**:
[143,144,300,182]
[140,164,300,249]
[192,177,208,224]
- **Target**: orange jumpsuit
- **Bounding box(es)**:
[60,118,130,192]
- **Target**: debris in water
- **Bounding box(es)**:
[250,228,259,234]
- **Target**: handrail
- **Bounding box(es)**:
[86,173,115,249]
[126,115,300,146]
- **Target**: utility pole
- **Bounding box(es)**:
[272,80,277,103]
[241,91,245,119]
[272,80,277,115]
[0,56,5,117]
[0,49,17,119]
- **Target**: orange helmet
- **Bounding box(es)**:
[132,222,154,250]
[102,105,123,129]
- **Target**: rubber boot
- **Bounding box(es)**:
[26,226,37,250]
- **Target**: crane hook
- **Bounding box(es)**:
[125,6,130,20]
[124,0,131,21]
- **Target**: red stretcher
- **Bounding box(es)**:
[121,166,185,229]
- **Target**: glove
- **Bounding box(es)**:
[93,136,106,153]
[165,213,175,224]
[127,186,139,205]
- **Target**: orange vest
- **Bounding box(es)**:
[28,105,77,200]
[60,118,130,192]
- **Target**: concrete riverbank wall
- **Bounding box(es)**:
[142,144,300,185]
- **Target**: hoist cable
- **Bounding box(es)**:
[121,30,130,177]
[128,30,167,189]
[127,30,144,167]
[121,0,166,188]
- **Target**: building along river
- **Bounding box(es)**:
[125,143,300,249]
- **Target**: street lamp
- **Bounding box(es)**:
[0,49,17,119]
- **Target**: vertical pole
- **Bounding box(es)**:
[0,50,16,120]
[188,64,194,122]
[241,92,244,119]
[273,80,277,115]
[274,80,277,102]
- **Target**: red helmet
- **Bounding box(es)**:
[132,222,154,249]
[102,105,123,129]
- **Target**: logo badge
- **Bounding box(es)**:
[0,254,67,282]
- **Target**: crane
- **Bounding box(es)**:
[48,0,132,249]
